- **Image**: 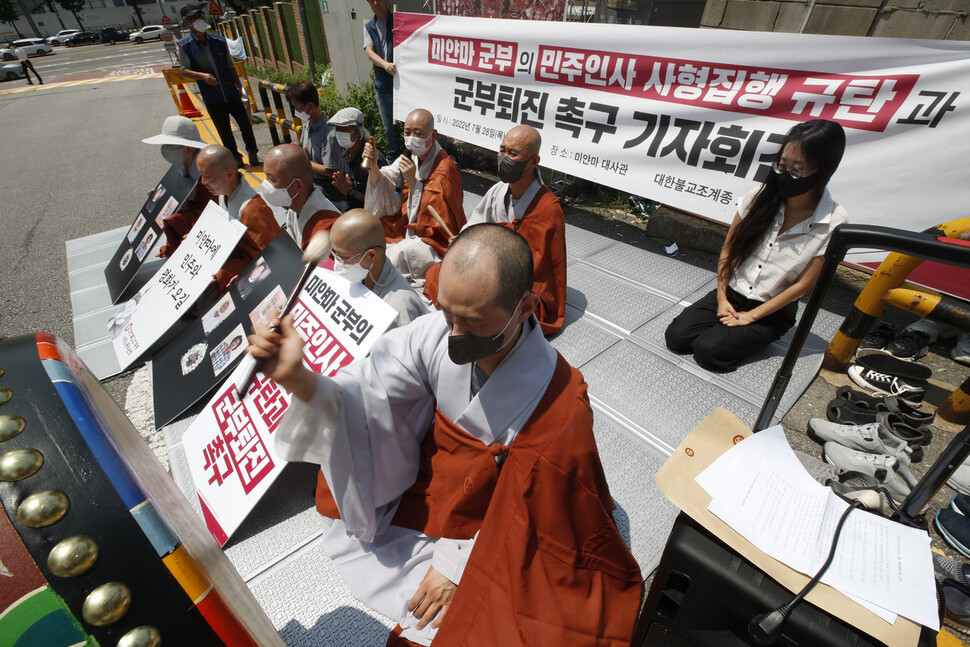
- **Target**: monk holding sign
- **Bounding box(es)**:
[249,224,640,647]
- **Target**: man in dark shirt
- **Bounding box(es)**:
[363,0,398,160]
[329,107,386,211]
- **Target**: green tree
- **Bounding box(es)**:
[0,0,22,37]
[127,0,145,27]
[56,0,85,29]
[44,0,65,29]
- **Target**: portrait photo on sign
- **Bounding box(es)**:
[236,259,271,301]
[127,213,147,243]
[135,230,157,261]
[249,285,286,329]
[155,195,180,228]
[202,291,237,337]
[149,183,167,207]
[181,341,209,376]
[210,324,247,376]
[119,247,133,271]
[106,289,144,340]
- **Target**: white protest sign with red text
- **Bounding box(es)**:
[112,202,246,370]
[393,14,970,276]
[182,268,397,545]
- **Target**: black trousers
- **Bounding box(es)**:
[21,60,42,84]
[665,288,797,372]
[206,98,258,159]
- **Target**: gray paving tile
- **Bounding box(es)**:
[248,538,393,647]
[549,307,622,368]
[565,224,616,261]
[568,265,677,333]
[584,244,715,301]
[592,415,678,577]
[582,341,761,445]
[462,189,483,217]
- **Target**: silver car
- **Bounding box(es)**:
[0,62,26,81]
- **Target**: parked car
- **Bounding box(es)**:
[64,31,100,47]
[0,62,25,81]
[47,29,80,46]
[0,38,53,60]
[100,27,132,44]
[129,25,169,43]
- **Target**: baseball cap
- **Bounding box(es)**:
[329,107,365,127]
[180,3,205,19]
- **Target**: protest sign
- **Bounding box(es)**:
[110,202,247,371]
[104,165,199,303]
[181,268,397,545]
[151,232,305,428]
[394,14,970,276]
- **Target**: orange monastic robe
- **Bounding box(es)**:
[424,183,567,335]
[315,354,642,647]
[159,181,213,258]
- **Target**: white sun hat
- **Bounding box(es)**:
[142,115,207,149]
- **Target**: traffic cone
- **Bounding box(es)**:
[176,83,202,118]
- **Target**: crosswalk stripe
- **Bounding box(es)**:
[0,72,164,95]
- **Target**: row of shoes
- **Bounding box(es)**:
[861,318,970,366]
[807,387,935,505]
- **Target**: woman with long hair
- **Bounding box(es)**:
[665,119,847,372]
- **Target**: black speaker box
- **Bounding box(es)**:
[633,513,938,647]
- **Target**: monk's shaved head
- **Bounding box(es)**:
[503,124,541,158]
[406,108,434,131]
[444,224,533,314]
[196,145,237,172]
[331,209,387,254]
[264,143,312,185]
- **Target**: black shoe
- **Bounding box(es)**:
[887,329,931,361]
[856,322,896,357]
[856,353,932,383]
[247,149,260,166]
[232,153,245,167]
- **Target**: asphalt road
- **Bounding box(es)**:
[1,40,173,85]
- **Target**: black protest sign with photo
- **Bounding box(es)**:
[105,164,199,303]
[151,231,305,428]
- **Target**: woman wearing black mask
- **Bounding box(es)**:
[665,119,847,372]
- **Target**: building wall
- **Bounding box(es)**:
[700,0,968,39]
[2,0,196,40]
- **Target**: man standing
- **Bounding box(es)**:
[141,115,212,257]
[329,209,428,328]
[363,0,398,160]
[329,107,386,211]
[177,4,259,167]
[365,109,465,287]
[195,145,282,291]
[423,124,567,335]
[285,82,335,199]
[249,224,641,646]
[260,144,340,250]
[13,43,42,85]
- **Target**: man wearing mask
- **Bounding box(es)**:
[195,145,282,291]
[329,107,386,211]
[285,82,336,200]
[260,144,340,250]
[423,124,566,335]
[329,209,428,328]
[177,4,259,168]
[364,109,465,287]
[248,224,641,647]
[363,0,398,160]
[141,115,213,257]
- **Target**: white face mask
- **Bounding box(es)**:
[335,131,355,149]
[405,135,430,157]
[294,109,310,123]
[161,144,185,167]
[192,18,208,32]
[333,254,371,283]
[258,178,295,208]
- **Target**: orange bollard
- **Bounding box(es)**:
[176,83,202,118]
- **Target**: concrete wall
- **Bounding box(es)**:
[700,0,969,39]
[2,1,196,40]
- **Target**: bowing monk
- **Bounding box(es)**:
[424,124,567,335]
[260,144,340,250]
[249,224,641,647]
[364,108,465,287]
[195,145,282,292]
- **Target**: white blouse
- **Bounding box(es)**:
[728,186,848,302]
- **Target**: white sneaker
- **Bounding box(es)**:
[807,418,911,457]
[953,333,970,367]
[949,461,970,496]
[847,364,926,408]
[823,442,918,503]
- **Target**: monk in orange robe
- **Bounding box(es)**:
[261,144,340,250]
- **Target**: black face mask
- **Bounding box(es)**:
[497,155,530,184]
[777,173,817,199]
[447,302,521,365]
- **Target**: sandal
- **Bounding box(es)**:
[835,386,934,426]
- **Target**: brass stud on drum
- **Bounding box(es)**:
[82,582,132,626]
[117,626,161,647]
[0,387,11,405]
[48,535,99,578]
[0,447,43,481]
[17,489,69,528]
[0,415,25,442]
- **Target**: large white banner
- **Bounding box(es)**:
[182,268,397,546]
[394,14,970,269]
[111,202,247,370]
